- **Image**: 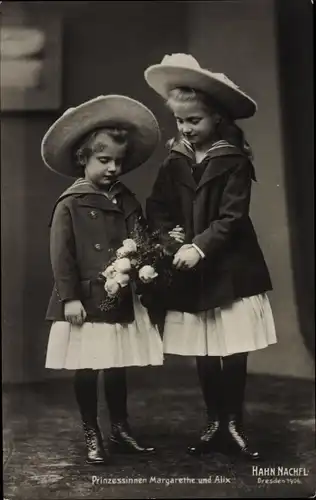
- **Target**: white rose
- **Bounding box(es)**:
[101,264,117,279]
[122,238,137,253]
[139,265,158,283]
[116,246,129,258]
[115,272,130,288]
[104,278,120,297]
[114,258,132,273]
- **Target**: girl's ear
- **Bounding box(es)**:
[213,113,222,126]
[75,149,87,167]
[212,115,222,138]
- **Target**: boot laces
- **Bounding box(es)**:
[206,419,220,433]
[228,421,248,449]
[200,419,220,441]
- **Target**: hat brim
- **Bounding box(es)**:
[41,95,160,178]
[145,65,257,119]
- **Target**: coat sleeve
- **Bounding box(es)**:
[146,163,182,254]
[123,193,148,236]
[192,158,252,257]
[49,199,81,302]
[135,203,148,232]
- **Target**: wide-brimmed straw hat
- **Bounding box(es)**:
[41,95,160,177]
[144,53,257,119]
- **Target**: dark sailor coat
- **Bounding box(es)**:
[146,141,272,313]
[46,179,144,323]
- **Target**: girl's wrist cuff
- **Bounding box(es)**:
[192,243,205,258]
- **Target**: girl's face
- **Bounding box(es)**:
[83,132,126,189]
[169,100,218,148]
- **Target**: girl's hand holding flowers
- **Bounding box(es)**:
[99,228,169,312]
[100,225,199,314]
[173,244,201,270]
[168,225,185,243]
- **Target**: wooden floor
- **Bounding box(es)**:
[3,363,315,499]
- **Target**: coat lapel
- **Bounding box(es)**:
[76,189,140,220]
[170,140,248,192]
[76,194,122,213]
[119,190,141,220]
[170,142,196,192]
[58,179,124,213]
[49,179,139,226]
[175,160,196,191]
[196,147,246,191]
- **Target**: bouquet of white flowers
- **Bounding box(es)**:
[99,220,174,312]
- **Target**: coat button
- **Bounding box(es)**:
[94,243,102,251]
[89,210,98,219]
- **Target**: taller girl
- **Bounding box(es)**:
[144,54,277,460]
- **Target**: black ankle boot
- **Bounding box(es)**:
[188,356,223,456]
[83,421,109,465]
[74,369,110,465]
[223,415,261,461]
[187,417,221,456]
[221,354,261,461]
[108,421,156,454]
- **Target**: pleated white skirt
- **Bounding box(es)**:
[45,293,164,370]
[163,293,277,357]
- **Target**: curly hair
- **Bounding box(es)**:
[72,127,129,174]
[166,87,253,159]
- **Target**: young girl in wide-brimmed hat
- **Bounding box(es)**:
[42,95,163,465]
[144,54,277,460]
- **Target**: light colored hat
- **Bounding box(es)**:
[144,53,257,119]
[41,95,160,177]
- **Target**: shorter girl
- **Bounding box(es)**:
[42,95,163,464]
[145,54,277,460]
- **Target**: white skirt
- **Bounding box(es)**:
[45,293,164,370]
[163,293,277,357]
